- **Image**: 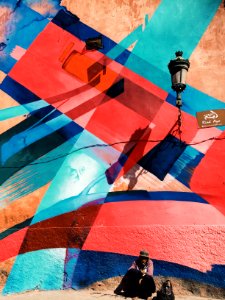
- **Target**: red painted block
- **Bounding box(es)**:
[84,200,225,227]
[19,203,102,254]
[62,51,119,93]
[0,228,28,262]
[83,200,225,270]
[117,101,178,177]
[190,131,225,216]
[8,21,168,128]
[120,67,167,100]
[85,99,150,153]
[83,224,225,272]
[9,22,86,100]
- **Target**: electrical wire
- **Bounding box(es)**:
[1,135,225,169]
[1,96,224,169]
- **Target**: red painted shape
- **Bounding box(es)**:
[190,127,222,154]
[66,92,109,120]
[9,22,85,100]
[120,67,167,100]
[8,21,168,127]
[62,51,119,92]
[115,78,164,121]
[117,101,178,177]
[83,200,225,272]
[86,99,151,152]
[0,227,28,262]
[19,202,102,254]
[71,48,168,101]
[82,224,225,272]
[190,131,225,216]
[85,201,225,227]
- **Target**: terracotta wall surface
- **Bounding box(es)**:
[187,3,225,102]
[0,0,225,295]
[61,0,161,43]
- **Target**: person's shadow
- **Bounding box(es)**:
[105,125,151,188]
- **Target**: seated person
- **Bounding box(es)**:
[114,249,156,300]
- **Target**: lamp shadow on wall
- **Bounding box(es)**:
[138,123,187,182]
[105,118,188,190]
[105,125,151,189]
[124,164,148,190]
[61,49,125,119]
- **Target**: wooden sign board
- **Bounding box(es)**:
[196,109,225,128]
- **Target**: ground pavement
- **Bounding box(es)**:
[0,289,222,300]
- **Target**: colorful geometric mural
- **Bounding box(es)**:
[0,0,225,295]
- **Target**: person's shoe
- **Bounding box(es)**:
[114,287,123,295]
[114,289,120,295]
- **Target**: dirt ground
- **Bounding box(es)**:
[0,277,225,300]
[0,289,223,300]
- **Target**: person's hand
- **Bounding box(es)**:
[139,270,145,284]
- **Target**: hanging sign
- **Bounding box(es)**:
[196,109,225,128]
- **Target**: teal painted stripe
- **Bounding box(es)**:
[0,100,48,121]
[3,249,65,294]
[126,0,221,73]
[107,26,142,60]
[125,52,170,91]
[30,130,119,225]
[115,0,224,116]
[0,136,80,203]
[63,248,81,288]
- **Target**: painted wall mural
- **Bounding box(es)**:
[0,0,225,295]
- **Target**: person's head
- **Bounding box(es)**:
[138,249,149,265]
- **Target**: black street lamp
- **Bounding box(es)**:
[168,51,190,107]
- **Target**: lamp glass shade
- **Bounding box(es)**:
[172,68,187,85]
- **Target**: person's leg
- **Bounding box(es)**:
[123,269,142,297]
[114,278,125,295]
[114,272,132,295]
[139,274,156,299]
